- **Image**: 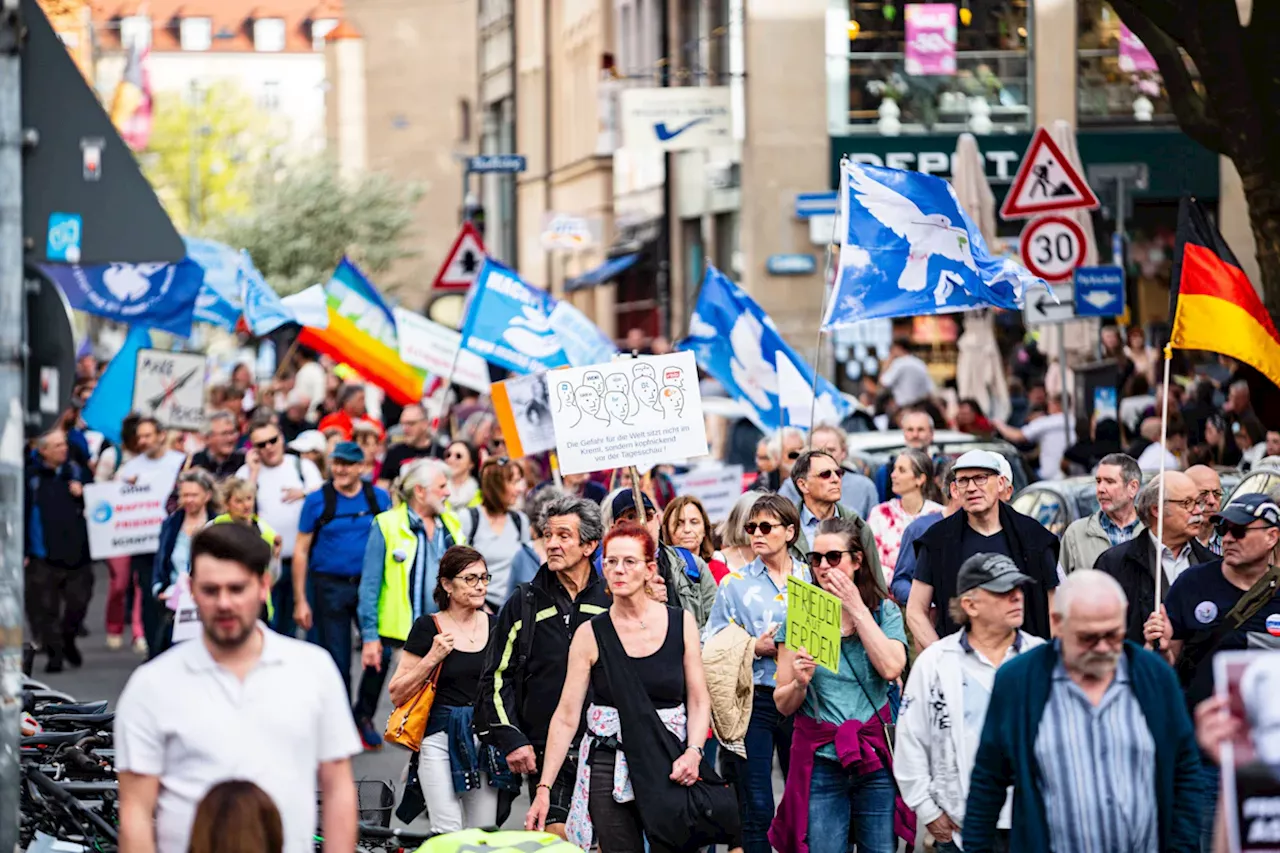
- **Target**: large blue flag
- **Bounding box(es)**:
[40,259,203,338]
[239,252,298,335]
[82,326,152,445]
[184,238,244,331]
[680,265,851,432]
[823,162,1046,328]
[459,259,572,374]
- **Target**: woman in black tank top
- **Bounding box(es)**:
[525,523,721,853]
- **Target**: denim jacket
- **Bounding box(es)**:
[426,704,519,795]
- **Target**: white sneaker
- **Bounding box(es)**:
[132,637,149,655]
[106,634,124,650]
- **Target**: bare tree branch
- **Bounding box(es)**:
[1110,0,1226,155]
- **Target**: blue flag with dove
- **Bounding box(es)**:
[680,265,851,433]
[823,162,1047,328]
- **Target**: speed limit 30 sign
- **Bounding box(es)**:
[1019,215,1087,282]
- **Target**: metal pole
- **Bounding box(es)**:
[460,164,470,227]
[0,1,26,847]
[806,158,845,446]
[1154,346,1173,615]
[1058,326,1071,454]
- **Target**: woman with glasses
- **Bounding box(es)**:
[772,516,910,853]
[703,494,810,853]
[443,440,482,511]
[390,545,514,833]
[868,449,944,586]
[461,458,533,608]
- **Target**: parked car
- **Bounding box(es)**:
[842,430,1032,495]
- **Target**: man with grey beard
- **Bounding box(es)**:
[963,570,1203,853]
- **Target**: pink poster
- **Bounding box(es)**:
[1118,24,1158,72]
[904,3,957,76]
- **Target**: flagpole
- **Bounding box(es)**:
[1154,344,1173,638]
[807,157,846,447]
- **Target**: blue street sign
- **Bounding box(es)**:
[766,254,817,276]
[466,155,527,174]
[1074,265,1126,317]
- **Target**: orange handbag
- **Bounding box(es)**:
[383,617,442,750]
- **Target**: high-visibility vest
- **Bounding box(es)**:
[373,503,466,641]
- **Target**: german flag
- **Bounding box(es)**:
[1169,198,1280,388]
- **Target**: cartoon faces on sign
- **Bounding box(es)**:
[575,385,609,424]
[633,375,661,412]
[556,380,581,426]
[661,384,685,417]
[583,371,605,396]
[605,391,633,424]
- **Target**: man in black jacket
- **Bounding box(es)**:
[475,494,610,840]
[907,450,1059,648]
[1094,471,1212,645]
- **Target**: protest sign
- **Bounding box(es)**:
[548,351,709,476]
[785,575,842,673]
[1217,651,1280,852]
[393,307,491,393]
[492,372,558,458]
[671,465,745,522]
[84,476,173,559]
[168,575,202,644]
[132,349,207,431]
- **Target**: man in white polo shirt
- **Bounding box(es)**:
[115,524,361,853]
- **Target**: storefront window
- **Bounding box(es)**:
[1077,1,1200,125]
[827,0,1032,136]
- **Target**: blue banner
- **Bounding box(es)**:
[824,162,1044,328]
[550,300,619,367]
[184,238,244,331]
[680,265,851,432]
[239,252,297,335]
[41,259,203,338]
[82,326,153,445]
[459,259,571,374]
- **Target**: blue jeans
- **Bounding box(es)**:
[311,572,391,720]
[272,558,296,638]
[1199,756,1219,853]
[806,761,895,853]
[722,691,792,853]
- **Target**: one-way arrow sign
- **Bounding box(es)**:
[1023,282,1076,326]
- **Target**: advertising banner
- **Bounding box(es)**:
[905,4,957,76]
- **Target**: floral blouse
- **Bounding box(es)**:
[868,498,943,584]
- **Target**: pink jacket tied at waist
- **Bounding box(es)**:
[768,709,916,853]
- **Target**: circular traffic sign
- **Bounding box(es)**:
[1019,215,1087,282]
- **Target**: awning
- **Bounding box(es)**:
[565,253,640,292]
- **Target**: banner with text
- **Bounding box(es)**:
[393,307,492,394]
[548,351,709,476]
[84,476,174,559]
[131,349,207,431]
[785,575,843,673]
[671,465,745,522]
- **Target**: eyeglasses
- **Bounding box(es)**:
[809,468,839,481]
[602,557,646,572]
[455,572,492,587]
[745,521,782,536]
[253,435,281,449]
[806,550,853,568]
[1216,520,1266,540]
[1073,628,1126,649]
[955,474,990,489]
[1197,489,1224,504]
[1165,495,1207,512]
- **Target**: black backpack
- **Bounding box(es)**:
[308,480,382,557]
[466,506,524,542]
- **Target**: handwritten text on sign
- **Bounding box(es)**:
[785,575,843,673]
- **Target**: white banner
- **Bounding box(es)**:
[619,86,732,151]
[393,308,491,393]
[549,351,709,475]
[672,465,745,522]
[132,349,208,431]
[84,476,174,560]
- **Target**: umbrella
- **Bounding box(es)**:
[951,132,998,247]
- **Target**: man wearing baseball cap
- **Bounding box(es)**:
[908,450,1059,649]
[896,553,1045,851]
[1152,492,1280,850]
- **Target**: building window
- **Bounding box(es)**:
[260,81,281,112]
[827,0,1032,136]
[459,98,472,143]
[311,17,338,50]
[1078,0,1194,126]
[180,17,212,51]
[254,17,287,52]
[119,14,151,50]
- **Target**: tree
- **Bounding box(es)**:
[141,82,280,234]
[1109,1,1279,308]
[213,160,424,295]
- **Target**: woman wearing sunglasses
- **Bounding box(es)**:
[389,545,514,833]
[771,516,910,853]
[703,494,810,853]
[868,449,944,586]
[443,440,482,511]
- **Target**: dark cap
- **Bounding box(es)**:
[330,440,365,464]
[957,552,1037,595]
[1212,493,1280,528]
[611,489,656,521]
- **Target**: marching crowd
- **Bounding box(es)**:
[21,329,1280,853]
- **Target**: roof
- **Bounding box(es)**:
[92,0,343,53]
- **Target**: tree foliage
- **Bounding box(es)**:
[1110,0,1280,306]
[212,161,424,295]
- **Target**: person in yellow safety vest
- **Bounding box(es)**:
[211,477,282,623]
[357,457,466,743]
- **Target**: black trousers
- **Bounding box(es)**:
[25,559,94,658]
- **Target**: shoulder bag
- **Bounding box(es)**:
[384,616,443,751]
[1175,562,1280,688]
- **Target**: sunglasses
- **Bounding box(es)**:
[253,435,281,449]
[806,550,853,568]
[809,468,839,481]
[787,451,801,460]
[1216,520,1267,540]
[745,521,783,536]
[1074,628,1126,649]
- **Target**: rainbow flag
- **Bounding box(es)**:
[298,258,424,405]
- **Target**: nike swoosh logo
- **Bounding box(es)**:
[654,118,708,141]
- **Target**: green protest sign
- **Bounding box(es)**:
[786,575,843,673]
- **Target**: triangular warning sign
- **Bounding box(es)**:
[431,223,488,291]
[1000,127,1100,220]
